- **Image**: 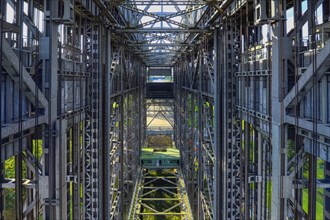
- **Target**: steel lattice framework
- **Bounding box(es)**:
[0,0,330,220]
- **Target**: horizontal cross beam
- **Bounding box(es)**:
[129,43,191,46]
[115,28,208,33]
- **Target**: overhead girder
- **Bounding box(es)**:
[115,28,209,33]
[128,43,191,46]
[120,4,204,22]
[120,0,206,6]
[112,0,222,66]
[136,18,191,29]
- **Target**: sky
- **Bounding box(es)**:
[286,0,324,38]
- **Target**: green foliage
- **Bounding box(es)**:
[303,189,324,219]
[266,181,272,209]
[4,189,15,210]
[4,157,18,218]
[141,170,182,220]
[5,157,15,178]
[32,139,43,160]
[302,158,325,219]
[4,140,42,218]
[287,140,295,162]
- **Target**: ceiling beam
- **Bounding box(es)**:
[121,1,205,6]
[115,28,208,33]
[129,43,191,46]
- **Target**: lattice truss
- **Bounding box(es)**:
[232,1,330,220]
[107,46,145,219]
[0,0,96,218]
[128,168,192,220]
[114,0,219,67]
[173,28,243,219]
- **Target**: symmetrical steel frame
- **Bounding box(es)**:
[0,0,330,220]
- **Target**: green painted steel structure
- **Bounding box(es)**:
[140,148,180,169]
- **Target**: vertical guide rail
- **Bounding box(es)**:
[307,0,317,219]
[215,18,241,220]
[104,28,112,219]
[83,20,101,219]
[83,18,93,219]
[213,27,222,220]
[228,19,241,220]
[197,51,203,219]
[91,24,101,219]
[43,1,59,218]
[293,0,303,218]
[109,49,120,219]
[119,50,125,220]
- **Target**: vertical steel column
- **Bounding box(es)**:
[104,28,112,219]
[138,63,146,157]
[244,122,250,220]
[230,21,241,220]
[73,123,80,219]
[138,63,143,157]
[16,0,24,218]
[271,0,286,219]
[185,84,193,203]
[192,52,198,211]
[307,1,317,219]
[77,13,84,218]
[43,0,60,218]
[221,23,230,220]
[72,16,81,219]
[109,47,118,218]
[191,87,197,214]
[256,132,263,219]
[131,63,140,186]
[217,18,242,220]
[86,21,101,219]
[119,50,125,220]
[0,0,4,218]
[213,27,222,220]
[98,25,105,219]
[197,50,203,220]
[83,18,93,219]
[253,129,258,219]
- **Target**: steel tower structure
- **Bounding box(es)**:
[0,0,330,219]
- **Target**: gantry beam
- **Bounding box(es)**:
[120,0,206,5]
[115,28,208,33]
[128,43,192,46]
